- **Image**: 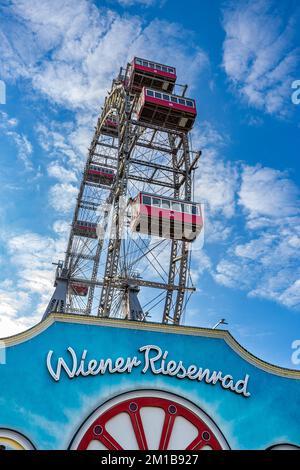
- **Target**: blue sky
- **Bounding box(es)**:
[0,0,300,368]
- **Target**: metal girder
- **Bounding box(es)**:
[163,134,183,324]
[68,252,98,261]
[172,133,192,324]
[63,114,119,315]
[130,158,185,175]
[128,174,176,189]
[98,93,132,317]
[70,276,196,292]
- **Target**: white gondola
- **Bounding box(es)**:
[130,192,203,241]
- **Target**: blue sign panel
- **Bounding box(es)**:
[0,314,299,450]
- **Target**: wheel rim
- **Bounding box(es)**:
[70,391,229,450]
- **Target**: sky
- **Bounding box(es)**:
[0,0,300,368]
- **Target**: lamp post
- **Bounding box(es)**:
[212,318,228,330]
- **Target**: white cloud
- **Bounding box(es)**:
[0,284,39,338]
[193,122,237,219]
[279,280,300,308]
[195,152,237,219]
[190,127,300,311]
[36,121,87,216]
[52,219,71,235]
[8,232,66,274]
[213,165,300,308]
[49,183,78,214]
[213,259,255,290]
[0,111,33,170]
[1,0,208,112]
[190,250,212,285]
[222,0,300,116]
[234,233,276,261]
[36,122,86,170]
[0,282,30,318]
[116,0,156,6]
[239,164,300,222]
[7,133,33,170]
[204,218,232,244]
[187,122,237,285]
[0,112,17,130]
[0,305,40,338]
[0,228,68,337]
[47,162,77,183]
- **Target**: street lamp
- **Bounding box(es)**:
[212,318,228,330]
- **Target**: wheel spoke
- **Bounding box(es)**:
[128,409,148,450]
[158,413,176,450]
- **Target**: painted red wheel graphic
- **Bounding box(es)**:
[70,391,229,450]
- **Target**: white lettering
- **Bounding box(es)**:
[46,344,251,397]
[234,374,251,397]
[140,344,163,374]
[205,370,223,385]
[75,350,89,377]
[100,455,136,467]
[222,374,235,390]
[46,347,77,382]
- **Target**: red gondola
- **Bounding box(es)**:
[70,282,89,296]
[73,221,98,239]
[130,192,202,242]
[136,87,197,131]
[86,164,115,186]
[101,116,118,137]
[127,57,176,94]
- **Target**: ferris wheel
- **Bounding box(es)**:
[44,57,202,325]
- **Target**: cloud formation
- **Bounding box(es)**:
[1,0,208,112]
[222,0,300,116]
[187,120,300,311]
[0,111,33,170]
[116,0,157,6]
[213,164,300,309]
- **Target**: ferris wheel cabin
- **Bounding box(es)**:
[69,282,89,296]
[128,57,176,94]
[130,192,203,242]
[136,87,197,131]
[86,164,115,186]
[101,116,118,137]
[73,220,98,239]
